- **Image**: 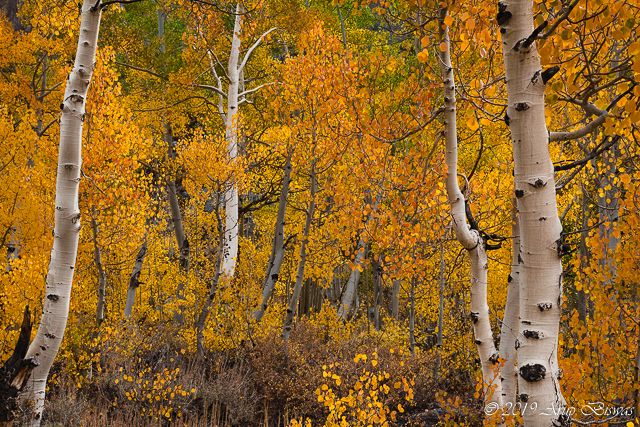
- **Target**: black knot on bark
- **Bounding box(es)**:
[46,294,59,301]
[555,239,571,257]
[520,393,529,402]
[515,189,524,198]
[507,274,513,283]
[470,312,479,323]
[489,352,500,364]
[515,102,530,111]
[504,113,510,126]
[519,363,546,382]
[538,302,553,311]
[529,178,545,188]
[515,339,520,350]
[497,2,512,25]
[523,330,542,339]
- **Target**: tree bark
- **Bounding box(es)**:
[254,150,293,321]
[20,3,101,424]
[499,0,566,422]
[440,6,502,405]
[282,163,316,341]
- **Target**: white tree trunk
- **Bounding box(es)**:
[21,2,101,423]
[499,205,520,404]
[499,0,566,423]
[439,6,502,405]
[336,241,366,319]
[221,3,243,279]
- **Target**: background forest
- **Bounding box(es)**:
[0,0,639,425]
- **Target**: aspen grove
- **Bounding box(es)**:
[1,0,639,426]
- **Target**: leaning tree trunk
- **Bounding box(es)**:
[499,0,566,423]
[21,2,101,424]
[439,6,502,405]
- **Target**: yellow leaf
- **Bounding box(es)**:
[439,42,448,52]
[421,35,429,47]
[444,15,453,27]
[467,116,479,130]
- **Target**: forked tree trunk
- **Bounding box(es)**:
[254,150,293,321]
[439,6,502,405]
[499,204,520,404]
[20,2,101,424]
[282,163,316,341]
[499,0,566,423]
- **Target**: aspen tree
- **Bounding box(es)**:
[439,6,502,405]
[499,0,568,421]
[20,0,102,424]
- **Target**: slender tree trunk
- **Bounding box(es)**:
[20,3,101,424]
[221,3,243,280]
[439,6,502,405]
[165,123,189,325]
[436,243,445,377]
[254,150,293,321]
[124,234,148,318]
[196,198,224,360]
[282,164,316,341]
[391,279,400,321]
[409,276,416,356]
[577,187,590,324]
[90,211,106,329]
[372,258,382,330]
[499,204,520,405]
[500,0,566,422]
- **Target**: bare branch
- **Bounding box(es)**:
[238,82,273,98]
[239,27,277,73]
[197,84,228,98]
[549,103,608,142]
[115,61,162,79]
